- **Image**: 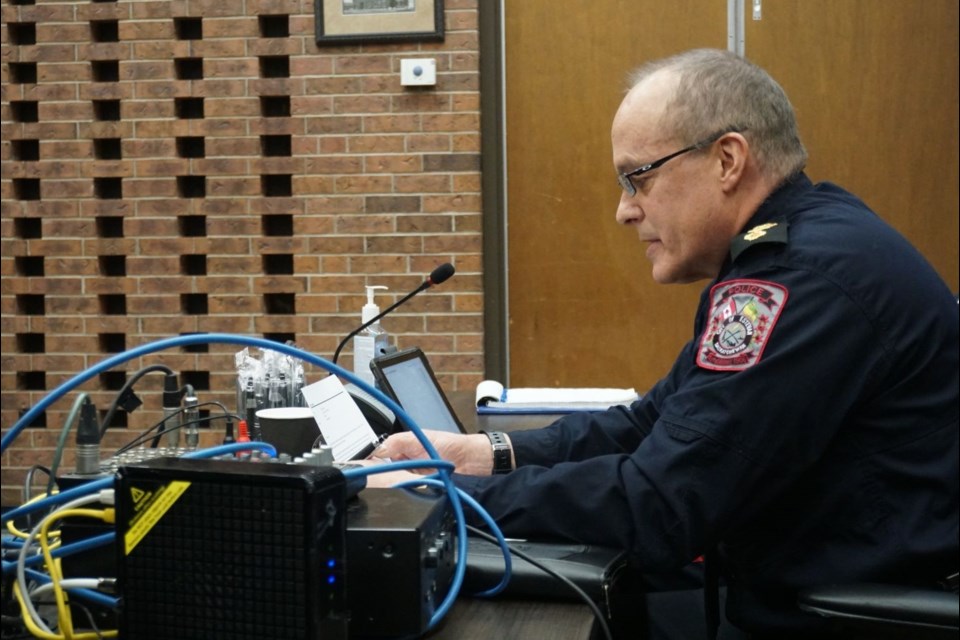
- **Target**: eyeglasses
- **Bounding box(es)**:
[616,128,741,197]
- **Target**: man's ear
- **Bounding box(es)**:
[716,132,749,192]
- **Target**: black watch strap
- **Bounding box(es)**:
[481,430,512,474]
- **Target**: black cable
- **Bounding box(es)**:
[156,379,190,443]
[72,601,106,640]
[465,525,614,640]
[332,284,427,364]
[98,364,176,438]
[118,405,238,454]
[118,415,216,454]
[115,410,240,455]
[145,390,202,449]
[146,410,180,449]
[27,595,107,639]
[330,262,460,364]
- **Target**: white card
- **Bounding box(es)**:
[300,375,378,461]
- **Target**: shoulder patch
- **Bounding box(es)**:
[730,222,789,262]
[697,279,788,372]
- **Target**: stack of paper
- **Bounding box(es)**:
[475,380,639,414]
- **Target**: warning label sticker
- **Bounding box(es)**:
[124,480,190,555]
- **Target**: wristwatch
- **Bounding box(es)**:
[481,430,513,474]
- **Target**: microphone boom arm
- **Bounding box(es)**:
[332,281,429,364]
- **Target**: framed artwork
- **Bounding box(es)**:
[315,0,445,45]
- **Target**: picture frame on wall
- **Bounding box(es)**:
[315,0,445,45]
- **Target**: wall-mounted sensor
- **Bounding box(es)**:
[400,58,436,87]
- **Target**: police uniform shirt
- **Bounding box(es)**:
[453,173,959,634]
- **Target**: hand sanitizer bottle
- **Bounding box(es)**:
[353,285,390,386]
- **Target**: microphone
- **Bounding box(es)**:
[332,262,455,364]
[424,261,455,287]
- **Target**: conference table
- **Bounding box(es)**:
[423,391,603,640]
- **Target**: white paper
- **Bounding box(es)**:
[300,375,378,461]
[475,379,638,410]
[505,387,637,405]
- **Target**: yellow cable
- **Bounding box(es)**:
[38,507,116,640]
[6,491,61,539]
[13,580,61,639]
[6,518,34,539]
[39,511,84,639]
[13,580,118,640]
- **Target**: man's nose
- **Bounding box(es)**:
[616,193,641,225]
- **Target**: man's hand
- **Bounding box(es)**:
[351,458,423,488]
[376,430,497,477]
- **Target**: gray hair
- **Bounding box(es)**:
[628,49,807,180]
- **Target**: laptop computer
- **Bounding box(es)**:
[369,346,468,435]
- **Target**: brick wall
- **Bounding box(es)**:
[0,0,484,506]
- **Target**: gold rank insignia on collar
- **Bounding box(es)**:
[730,221,789,262]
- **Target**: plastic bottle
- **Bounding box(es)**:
[353,285,391,386]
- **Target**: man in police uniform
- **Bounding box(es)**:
[369,49,959,637]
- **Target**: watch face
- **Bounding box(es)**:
[486,432,511,473]
[493,453,510,473]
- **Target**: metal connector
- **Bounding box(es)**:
[75,397,101,475]
[184,395,200,450]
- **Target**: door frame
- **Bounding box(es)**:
[479,0,508,382]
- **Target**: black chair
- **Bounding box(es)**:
[799,297,959,637]
[798,581,959,639]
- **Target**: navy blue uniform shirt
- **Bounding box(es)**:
[455,173,959,634]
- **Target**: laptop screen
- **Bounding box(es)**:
[370,347,466,434]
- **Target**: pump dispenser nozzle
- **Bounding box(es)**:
[354,285,392,386]
[362,285,389,324]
